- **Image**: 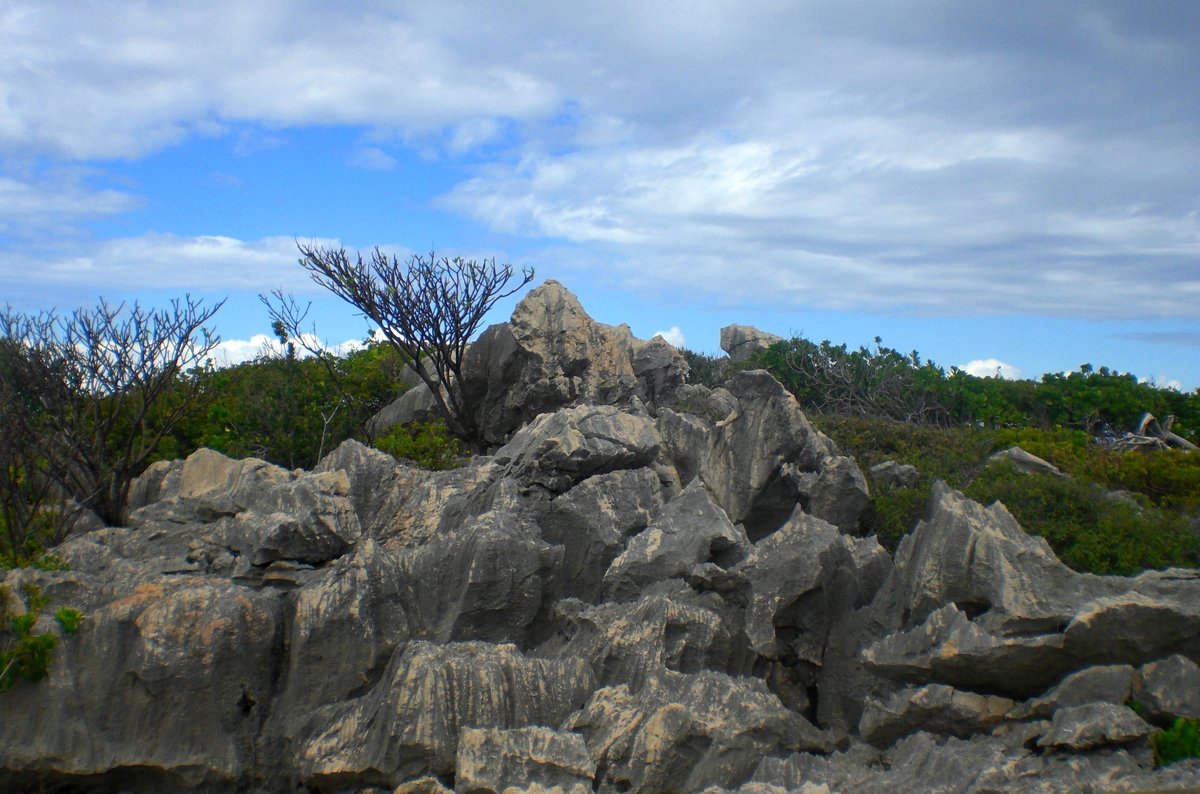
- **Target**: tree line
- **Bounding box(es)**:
[687,337,1199,442]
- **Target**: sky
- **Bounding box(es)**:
[2,1,1198,390]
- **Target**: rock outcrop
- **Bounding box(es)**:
[3,281,1198,794]
[720,324,784,363]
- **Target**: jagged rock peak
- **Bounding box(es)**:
[375,279,690,444]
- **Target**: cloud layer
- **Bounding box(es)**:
[2,1,1198,322]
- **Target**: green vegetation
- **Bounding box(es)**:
[286,245,534,444]
[1,582,80,693]
[750,336,1199,440]
[162,337,410,471]
[722,334,1200,576]
[373,419,462,471]
[1153,717,1200,767]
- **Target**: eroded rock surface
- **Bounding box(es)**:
[3,282,1197,794]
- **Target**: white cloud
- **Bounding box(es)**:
[0,2,559,160]
[0,233,330,293]
[348,147,398,171]
[211,332,364,367]
[2,1,1198,324]
[653,326,685,348]
[961,359,1023,380]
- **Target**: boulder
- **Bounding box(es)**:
[988,446,1067,478]
[602,480,748,602]
[1010,664,1136,719]
[496,405,661,494]
[565,671,829,793]
[1036,703,1154,750]
[869,460,920,489]
[1133,653,1200,722]
[719,324,783,363]
[859,683,1014,747]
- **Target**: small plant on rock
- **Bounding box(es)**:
[1153,717,1200,767]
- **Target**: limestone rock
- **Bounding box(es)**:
[1036,703,1153,750]
[737,506,884,664]
[11,282,1200,794]
[0,574,281,790]
[535,467,667,604]
[602,480,748,602]
[719,324,783,363]
[462,280,687,444]
[496,405,661,493]
[699,370,864,538]
[869,460,920,489]
[566,671,829,794]
[299,641,595,785]
[988,446,1067,478]
[456,727,594,794]
[551,583,727,690]
[859,683,1015,747]
[1011,664,1136,719]
[1133,653,1200,722]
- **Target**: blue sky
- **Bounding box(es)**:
[2,1,1198,389]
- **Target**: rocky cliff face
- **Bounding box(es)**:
[3,283,1198,794]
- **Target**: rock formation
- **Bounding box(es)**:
[3,282,1198,793]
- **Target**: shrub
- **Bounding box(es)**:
[1153,717,1200,767]
[0,583,65,692]
[964,463,1199,575]
[374,420,462,471]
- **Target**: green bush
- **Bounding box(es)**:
[965,463,1199,575]
[54,607,83,634]
[1,583,61,692]
[812,415,1200,573]
[1153,717,1200,767]
[373,420,462,471]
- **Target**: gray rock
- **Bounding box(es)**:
[602,480,748,602]
[496,405,661,493]
[535,467,667,604]
[551,583,727,690]
[1011,664,1136,719]
[456,727,594,794]
[719,324,783,363]
[1133,653,1200,722]
[395,503,560,643]
[859,683,1015,747]
[700,370,864,538]
[566,671,829,794]
[12,282,1200,794]
[869,460,920,489]
[1037,702,1153,750]
[299,641,595,785]
[0,572,281,790]
[737,506,883,665]
[988,446,1067,477]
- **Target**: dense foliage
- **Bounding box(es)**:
[160,339,410,471]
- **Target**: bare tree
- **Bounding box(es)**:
[0,297,223,538]
[292,244,534,442]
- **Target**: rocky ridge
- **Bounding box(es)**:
[2,281,1198,793]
